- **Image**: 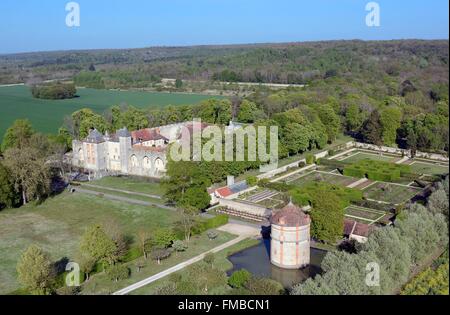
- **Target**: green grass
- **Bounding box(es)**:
[363,182,422,205]
[129,238,260,295]
[410,161,449,176]
[81,231,238,295]
[0,85,222,138]
[89,176,166,196]
[0,192,178,294]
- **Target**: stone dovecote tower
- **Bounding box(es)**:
[117,127,131,174]
[270,202,311,269]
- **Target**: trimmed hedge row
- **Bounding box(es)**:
[191,214,229,235]
[343,159,412,182]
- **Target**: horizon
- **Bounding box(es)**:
[1,37,449,56]
[0,0,448,54]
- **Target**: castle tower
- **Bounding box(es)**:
[270,202,311,269]
[117,127,131,174]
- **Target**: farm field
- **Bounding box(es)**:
[409,161,449,176]
[339,151,397,163]
[0,192,178,294]
[362,182,422,205]
[0,85,222,138]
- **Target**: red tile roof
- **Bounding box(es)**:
[271,202,311,227]
[131,128,169,143]
[344,219,374,238]
[215,187,233,198]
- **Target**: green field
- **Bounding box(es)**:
[363,182,422,205]
[89,176,166,196]
[0,85,222,138]
[0,192,178,294]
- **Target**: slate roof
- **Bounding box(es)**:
[86,129,105,143]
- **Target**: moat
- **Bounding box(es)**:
[227,239,327,288]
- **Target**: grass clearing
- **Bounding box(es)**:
[0,192,178,294]
[345,206,387,223]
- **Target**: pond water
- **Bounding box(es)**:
[227,239,327,289]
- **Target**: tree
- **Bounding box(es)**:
[172,240,188,254]
[3,147,52,205]
[0,162,19,210]
[237,100,259,123]
[380,107,402,146]
[204,253,216,266]
[309,191,345,243]
[317,104,340,142]
[151,248,172,265]
[138,230,152,259]
[199,99,232,125]
[180,186,211,211]
[78,253,96,281]
[88,64,96,71]
[153,228,176,248]
[1,119,34,151]
[345,104,363,132]
[244,277,284,295]
[428,189,449,220]
[361,110,383,145]
[79,225,118,269]
[175,206,199,242]
[207,230,218,240]
[106,264,129,282]
[175,79,183,89]
[282,123,311,154]
[16,245,55,295]
[228,269,251,288]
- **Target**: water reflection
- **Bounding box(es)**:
[227,239,327,289]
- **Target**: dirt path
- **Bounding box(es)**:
[80,183,162,199]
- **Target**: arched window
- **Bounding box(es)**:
[154,158,164,172]
[78,148,84,161]
[143,156,151,169]
[130,155,138,168]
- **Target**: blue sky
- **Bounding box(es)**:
[0,0,448,54]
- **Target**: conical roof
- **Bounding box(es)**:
[271,201,310,227]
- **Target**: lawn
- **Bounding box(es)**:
[340,151,397,163]
[363,182,422,205]
[89,176,166,196]
[410,161,449,176]
[0,192,178,294]
[128,238,260,295]
[289,171,357,187]
[81,231,239,295]
[0,85,222,138]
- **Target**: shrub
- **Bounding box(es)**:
[328,149,336,157]
[204,253,216,266]
[121,246,142,263]
[172,240,188,252]
[228,269,252,288]
[207,230,218,240]
[192,215,229,235]
[305,154,315,165]
[151,248,172,264]
[246,176,258,186]
[31,82,76,100]
[106,264,129,282]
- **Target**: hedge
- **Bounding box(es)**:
[191,214,229,235]
[343,159,413,181]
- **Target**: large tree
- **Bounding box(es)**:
[79,225,118,269]
[16,245,55,295]
[0,162,19,210]
[380,107,402,146]
[361,109,383,145]
[3,147,52,205]
[1,119,34,151]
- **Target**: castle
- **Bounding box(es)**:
[72,122,203,179]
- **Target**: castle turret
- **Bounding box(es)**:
[270,202,311,269]
[117,127,131,174]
